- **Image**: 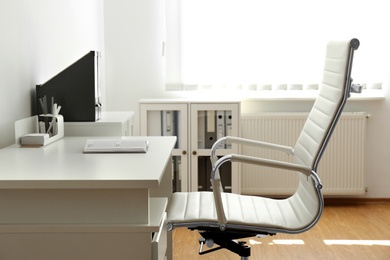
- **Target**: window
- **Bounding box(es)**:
[165,0,389,94]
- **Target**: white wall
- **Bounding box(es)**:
[104,0,173,133]
[0,0,31,148]
[0,0,104,148]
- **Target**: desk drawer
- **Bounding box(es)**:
[152,212,167,260]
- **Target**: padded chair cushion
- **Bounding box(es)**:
[294,40,350,168]
[168,175,320,231]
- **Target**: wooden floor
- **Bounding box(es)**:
[172,204,390,259]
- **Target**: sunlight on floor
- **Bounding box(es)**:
[249,239,305,245]
[324,240,390,246]
[249,239,390,247]
[270,239,305,245]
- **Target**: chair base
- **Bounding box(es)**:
[194,228,275,259]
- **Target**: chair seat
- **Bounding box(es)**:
[168,185,319,232]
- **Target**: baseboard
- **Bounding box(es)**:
[324,198,390,205]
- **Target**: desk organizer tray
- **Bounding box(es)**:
[15,115,64,147]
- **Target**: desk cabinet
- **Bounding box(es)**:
[0,136,175,260]
[139,99,241,193]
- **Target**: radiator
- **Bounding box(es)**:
[240,112,367,196]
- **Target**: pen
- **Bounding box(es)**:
[46,103,62,134]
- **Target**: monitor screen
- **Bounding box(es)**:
[36,51,101,122]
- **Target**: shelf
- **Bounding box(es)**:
[139,98,241,104]
[64,111,134,136]
[0,198,168,233]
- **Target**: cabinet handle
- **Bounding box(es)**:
[182,150,187,155]
[192,151,197,155]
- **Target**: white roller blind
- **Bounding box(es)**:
[165,0,389,91]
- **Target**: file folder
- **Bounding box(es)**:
[172,156,181,192]
[161,111,179,148]
[220,159,232,192]
[198,156,207,191]
[216,110,225,148]
[197,111,206,149]
[225,111,233,149]
[161,111,173,134]
[198,156,232,192]
[205,111,216,149]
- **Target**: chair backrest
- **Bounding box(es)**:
[279,39,360,234]
[293,39,359,171]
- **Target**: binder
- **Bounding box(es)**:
[198,156,232,192]
[198,157,207,191]
[161,111,179,148]
[216,111,225,148]
[161,110,173,134]
[172,157,181,192]
[205,157,212,191]
[225,111,233,149]
[174,111,180,149]
[197,111,206,149]
[211,157,232,192]
[205,110,216,149]
[220,160,232,192]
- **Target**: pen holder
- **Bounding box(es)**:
[15,115,64,147]
[38,114,64,146]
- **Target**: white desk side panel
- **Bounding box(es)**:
[0,136,175,260]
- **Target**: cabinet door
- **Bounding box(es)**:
[189,103,240,192]
[140,103,189,192]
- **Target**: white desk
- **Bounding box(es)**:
[0,136,175,260]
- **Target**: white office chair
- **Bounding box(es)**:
[166,39,360,259]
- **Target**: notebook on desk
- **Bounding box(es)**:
[83,139,149,153]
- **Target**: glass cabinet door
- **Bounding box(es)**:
[190,103,239,192]
[140,103,189,192]
[140,100,240,194]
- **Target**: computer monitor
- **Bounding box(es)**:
[36,51,102,122]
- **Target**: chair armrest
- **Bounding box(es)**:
[230,154,311,176]
[211,154,311,180]
[210,136,295,192]
[210,153,312,229]
[211,136,294,163]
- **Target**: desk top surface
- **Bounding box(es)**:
[0,136,176,189]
